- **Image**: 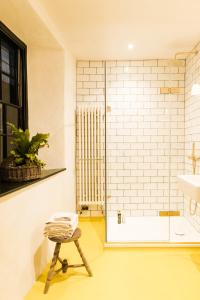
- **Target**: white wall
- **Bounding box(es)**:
[27,0,77,209]
[0,172,69,300]
[63,51,76,209]
[28,46,65,168]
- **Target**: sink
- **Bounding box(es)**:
[178,175,200,202]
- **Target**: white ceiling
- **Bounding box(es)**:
[3,0,62,49]
[36,0,200,59]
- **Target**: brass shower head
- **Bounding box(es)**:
[168,50,198,67]
[174,50,198,59]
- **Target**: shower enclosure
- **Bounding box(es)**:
[76,59,200,245]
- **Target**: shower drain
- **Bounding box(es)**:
[175,231,185,236]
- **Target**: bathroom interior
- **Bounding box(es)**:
[76,54,200,245]
[2,1,200,300]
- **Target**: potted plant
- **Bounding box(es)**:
[0,123,49,182]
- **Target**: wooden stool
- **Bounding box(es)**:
[44,228,92,294]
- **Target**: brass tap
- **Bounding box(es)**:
[187,142,200,174]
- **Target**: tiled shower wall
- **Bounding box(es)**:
[185,43,200,231]
[76,61,105,216]
[76,60,185,217]
[106,60,185,217]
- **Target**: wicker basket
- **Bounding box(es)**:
[0,165,41,182]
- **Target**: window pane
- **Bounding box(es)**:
[1,61,15,77]
[0,104,3,134]
[6,106,18,134]
[0,24,27,162]
[1,74,10,102]
[1,41,17,104]
[0,136,3,163]
[1,44,9,63]
[1,73,16,104]
[18,49,22,106]
[2,61,10,74]
[1,44,15,77]
[1,42,15,66]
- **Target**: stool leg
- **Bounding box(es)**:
[74,240,92,276]
[44,242,61,294]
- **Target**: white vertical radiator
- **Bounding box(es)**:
[76,106,104,206]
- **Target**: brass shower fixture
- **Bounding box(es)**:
[174,50,198,59]
[168,50,199,67]
[187,142,200,175]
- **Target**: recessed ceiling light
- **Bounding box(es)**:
[128,43,134,50]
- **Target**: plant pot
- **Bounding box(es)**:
[0,165,41,182]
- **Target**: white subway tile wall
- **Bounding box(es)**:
[106,60,185,217]
[76,61,105,216]
[185,45,200,232]
[76,60,185,217]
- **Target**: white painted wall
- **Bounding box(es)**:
[28,46,65,168]
[27,0,77,209]
[0,172,70,300]
[63,52,76,210]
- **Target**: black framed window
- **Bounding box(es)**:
[0,22,28,163]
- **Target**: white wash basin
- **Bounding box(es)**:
[178,175,200,202]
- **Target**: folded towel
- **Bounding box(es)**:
[47,212,78,224]
[44,212,78,240]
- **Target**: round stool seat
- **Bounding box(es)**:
[48,227,81,243]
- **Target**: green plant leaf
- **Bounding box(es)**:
[6,123,49,167]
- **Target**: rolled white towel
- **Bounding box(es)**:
[44,219,77,233]
[47,212,78,225]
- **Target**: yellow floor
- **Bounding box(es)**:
[26,218,200,300]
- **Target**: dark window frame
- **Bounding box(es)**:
[0,22,28,161]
